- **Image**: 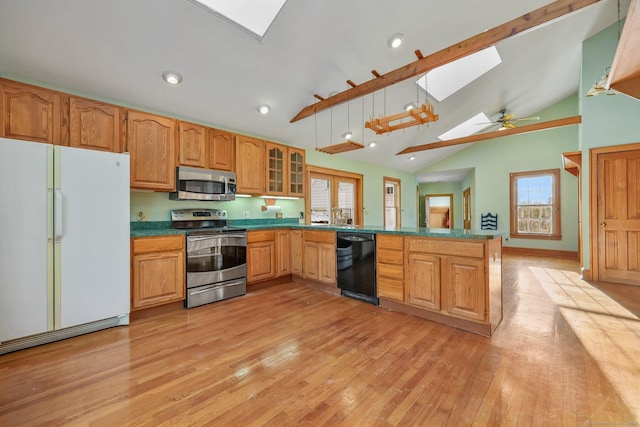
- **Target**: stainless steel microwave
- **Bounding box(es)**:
[170,167,236,201]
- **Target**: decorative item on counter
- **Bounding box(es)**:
[331,207,352,225]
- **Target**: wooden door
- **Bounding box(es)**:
[290,230,303,275]
[69,97,121,152]
[407,252,441,311]
[207,128,234,171]
[127,111,176,191]
[236,136,264,194]
[1,79,62,145]
[178,121,206,167]
[276,229,291,277]
[443,256,485,321]
[596,148,640,285]
[288,148,305,197]
[265,142,286,196]
[463,187,471,230]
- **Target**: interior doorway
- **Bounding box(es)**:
[383,177,401,228]
[463,187,471,230]
[425,194,453,229]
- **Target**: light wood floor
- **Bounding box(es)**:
[1,255,639,426]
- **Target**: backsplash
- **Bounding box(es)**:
[130,191,305,222]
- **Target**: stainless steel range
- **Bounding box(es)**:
[171,209,247,308]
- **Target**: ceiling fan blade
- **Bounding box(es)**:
[512,116,541,122]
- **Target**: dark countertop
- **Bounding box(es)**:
[131,220,505,240]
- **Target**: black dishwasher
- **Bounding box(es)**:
[336,232,378,305]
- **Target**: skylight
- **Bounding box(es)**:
[187,0,288,40]
[417,46,502,102]
[438,112,492,141]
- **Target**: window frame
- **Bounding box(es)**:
[509,168,561,240]
[306,165,363,226]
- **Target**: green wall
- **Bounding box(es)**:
[415,96,580,251]
[580,21,640,269]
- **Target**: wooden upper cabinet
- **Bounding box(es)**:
[289,147,305,197]
[207,128,235,171]
[236,135,265,195]
[266,142,286,196]
[69,97,122,152]
[178,121,206,167]
[0,79,64,145]
[127,110,177,191]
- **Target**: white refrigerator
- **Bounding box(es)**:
[0,137,130,353]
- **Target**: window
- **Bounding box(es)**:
[306,166,363,225]
[383,177,401,228]
[510,169,561,239]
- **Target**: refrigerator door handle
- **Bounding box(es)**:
[54,189,63,242]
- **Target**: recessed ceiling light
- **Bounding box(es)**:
[257,104,271,114]
[388,33,404,49]
[404,103,416,111]
[368,141,376,148]
[409,156,416,161]
[342,131,353,140]
[162,71,183,85]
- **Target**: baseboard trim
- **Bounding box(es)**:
[503,246,579,260]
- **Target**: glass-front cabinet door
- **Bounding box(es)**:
[266,142,285,196]
[289,148,305,197]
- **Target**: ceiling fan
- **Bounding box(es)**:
[483,109,541,130]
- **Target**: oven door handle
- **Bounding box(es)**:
[190,280,245,295]
[188,234,247,242]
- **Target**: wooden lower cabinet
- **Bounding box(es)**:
[407,253,441,311]
[276,229,291,277]
[131,235,185,310]
[443,256,485,321]
[376,235,404,301]
[302,230,336,285]
[376,235,502,336]
[247,230,276,283]
[290,229,303,275]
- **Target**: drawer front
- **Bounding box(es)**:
[247,229,276,243]
[132,235,185,254]
[377,277,404,301]
[377,263,404,280]
[377,234,403,251]
[377,248,403,265]
[303,230,336,244]
[407,238,484,258]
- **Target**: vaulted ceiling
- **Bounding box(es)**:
[0,0,628,176]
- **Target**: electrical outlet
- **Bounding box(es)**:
[243,211,250,218]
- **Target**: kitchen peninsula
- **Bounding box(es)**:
[131,221,504,336]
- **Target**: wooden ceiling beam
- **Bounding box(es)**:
[396,116,582,155]
[290,0,602,123]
